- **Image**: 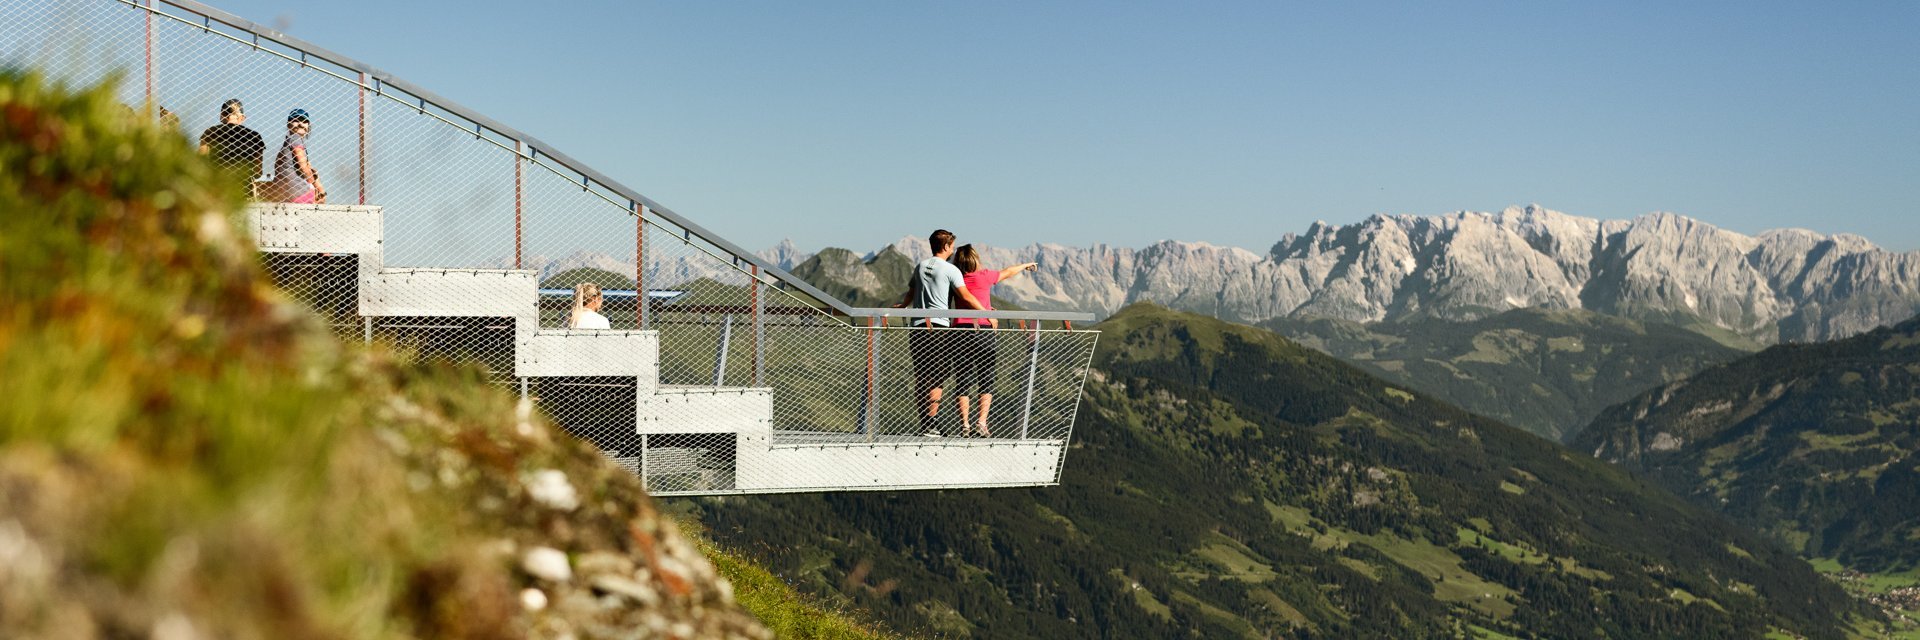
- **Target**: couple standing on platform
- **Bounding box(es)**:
[197,99,326,203]
[897,229,1037,438]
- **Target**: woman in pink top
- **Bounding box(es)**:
[268,109,325,203]
[948,244,1037,437]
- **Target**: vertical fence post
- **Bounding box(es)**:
[358,72,368,205]
[514,141,524,270]
[863,316,878,440]
[751,265,764,387]
[143,0,154,114]
[712,315,733,387]
[1019,321,1042,440]
[634,202,646,329]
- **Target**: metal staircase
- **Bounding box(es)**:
[10,0,1102,495]
[250,203,1094,495]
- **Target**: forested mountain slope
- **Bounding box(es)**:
[787,246,918,308]
[684,305,1863,639]
[1265,309,1750,442]
[1574,314,1920,573]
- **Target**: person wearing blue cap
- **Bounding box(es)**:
[267,108,326,203]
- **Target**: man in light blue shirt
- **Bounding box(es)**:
[897,229,986,437]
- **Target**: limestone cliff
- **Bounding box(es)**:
[869,205,1920,343]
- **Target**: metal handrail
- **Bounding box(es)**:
[146,0,1095,325]
[852,308,1090,321]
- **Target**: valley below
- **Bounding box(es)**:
[673,217,1920,638]
[680,305,1892,638]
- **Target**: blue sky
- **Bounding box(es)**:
[210,0,1918,253]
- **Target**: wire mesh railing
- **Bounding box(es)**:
[7,0,1100,494]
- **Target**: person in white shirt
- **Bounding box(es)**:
[568,282,611,329]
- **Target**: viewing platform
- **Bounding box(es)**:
[8,0,1098,495]
[247,200,1094,495]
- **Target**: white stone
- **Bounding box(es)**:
[521,547,572,582]
[1649,432,1686,452]
[524,470,579,511]
[520,587,549,611]
[151,614,203,640]
[590,575,657,605]
[515,398,535,437]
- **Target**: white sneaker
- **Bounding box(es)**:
[922,430,944,438]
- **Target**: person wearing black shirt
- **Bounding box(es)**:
[197,99,265,193]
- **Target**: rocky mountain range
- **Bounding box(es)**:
[510,206,1919,343]
[498,239,813,292]
[851,206,1920,344]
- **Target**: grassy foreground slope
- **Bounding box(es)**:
[689,304,1864,638]
[0,69,839,638]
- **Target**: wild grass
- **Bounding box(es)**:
[698,537,894,639]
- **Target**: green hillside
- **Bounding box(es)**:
[682,304,1864,638]
[789,246,918,308]
[543,267,636,290]
[1573,314,1920,626]
[1264,308,1750,442]
[789,246,1030,314]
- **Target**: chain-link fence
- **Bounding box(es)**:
[7,0,1100,495]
